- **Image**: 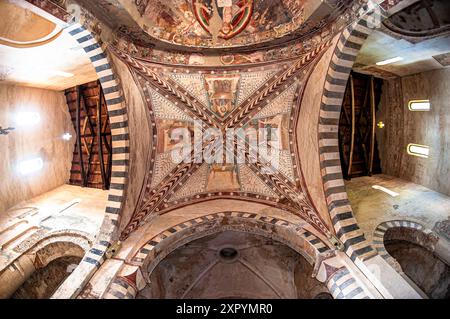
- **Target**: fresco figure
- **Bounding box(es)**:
[192,0,254,40]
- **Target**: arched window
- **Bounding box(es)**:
[408,100,431,111]
[407,143,429,158]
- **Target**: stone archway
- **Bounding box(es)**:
[64,22,129,265]
[317,4,384,263]
[23,0,130,298]
[0,231,90,298]
[101,210,376,299]
[11,242,84,299]
[372,220,450,298]
[103,211,334,299]
[372,220,437,267]
[140,231,328,299]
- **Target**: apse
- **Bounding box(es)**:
[138,231,329,299]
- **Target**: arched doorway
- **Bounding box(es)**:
[385,239,450,299]
[0,239,87,299]
[373,221,450,299]
[12,255,82,299]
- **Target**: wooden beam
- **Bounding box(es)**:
[78,91,92,187]
[357,79,370,175]
[81,118,89,156]
[75,85,86,187]
[97,84,108,190]
[368,76,376,175]
[347,74,356,178]
[99,82,112,186]
[81,92,96,136]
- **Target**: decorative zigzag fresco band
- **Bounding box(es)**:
[318,7,385,262]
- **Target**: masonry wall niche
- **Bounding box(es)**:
[0,241,86,299]
[383,228,450,299]
[137,231,330,299]
[12,255,82,299]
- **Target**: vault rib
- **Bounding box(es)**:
[112,48,221,129]
[224,41,331,129]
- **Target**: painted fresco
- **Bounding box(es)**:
[156,119,194,153]
[245,114,290,151]
[204,74,240,118]
[206,164,241,191]
[192,0,254,40]
[134,0,307,47]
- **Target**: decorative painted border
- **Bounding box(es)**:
[132,211,330,265]
[326,267,369,299]
[318,6,385,262]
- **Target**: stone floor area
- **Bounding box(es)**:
[346,174,450,241]
[1,184,108,230]
[0,184,108,269]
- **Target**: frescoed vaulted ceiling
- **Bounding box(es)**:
[6,0,450,300]
[113,38,333,239]
[19,0,373,243]
[73,0,362,53]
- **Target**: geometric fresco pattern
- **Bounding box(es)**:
[114,40,334,240]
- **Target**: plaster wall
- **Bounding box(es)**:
[296,35,339,230]
[0,84,75,213]
[377,68,450,196]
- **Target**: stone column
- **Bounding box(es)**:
[355,254,423,299]
[103,264,146,299]
[0,253,35,298]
